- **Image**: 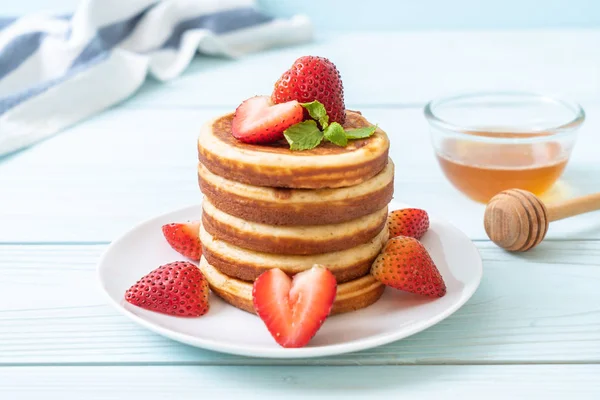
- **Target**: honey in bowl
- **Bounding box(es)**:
[424,92,584,204]
[436,130,569,203]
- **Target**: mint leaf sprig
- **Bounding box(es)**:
[323,122,347,147]
[283,120,323,151]
[283,100,378,151]
[302,100,330,129]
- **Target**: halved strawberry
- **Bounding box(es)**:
[388,208,430,239]
[162,221,202,261]
[371,237,446,298]
[252,266,337,348]
[231,95,304,144]
[125,261,209,317]
[271,56,346,124]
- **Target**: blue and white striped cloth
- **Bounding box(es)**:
[0,0,312,156]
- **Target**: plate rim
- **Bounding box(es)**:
[96,201,483,359]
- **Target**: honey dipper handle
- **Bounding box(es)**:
[547,192,600,221]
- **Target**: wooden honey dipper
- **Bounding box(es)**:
[484,189,600,251]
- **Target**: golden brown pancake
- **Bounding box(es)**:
[202,198,388,255]
[197,110,390,189]
[198,159,394,226]
[199,257,386,315]
[200,224,389,283]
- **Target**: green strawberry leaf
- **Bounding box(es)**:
[345,124,378,139]
[301,100,329,129]
[284,120,324,151]
[323,122,348,147]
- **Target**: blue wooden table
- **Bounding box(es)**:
[1,2,600,397]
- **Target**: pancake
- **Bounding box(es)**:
[199,257,386,315]
[198,159,394,226]
[202,198,388,255]
[197,110,390,189]
[200,224,389,283]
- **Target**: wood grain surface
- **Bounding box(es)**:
[1,365,599,399]
[0,242,598,366]
[1,29,599,398]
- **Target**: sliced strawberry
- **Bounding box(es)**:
[388,208,430,239]
[231,95,304,144]
[252,266,337,348]
[161,221,202,261]
[271,56,346,124]
[125,261,209,317]
[371,237,446,298]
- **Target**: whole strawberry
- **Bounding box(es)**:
[125,261,210,317]
[388,208,430,239]
[371,237,446,297]
[162,221,202,261]
[272,56,346,124]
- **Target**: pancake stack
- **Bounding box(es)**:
[197,110,394,315]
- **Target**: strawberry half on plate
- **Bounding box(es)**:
[161,221,202,261]
[231,95,304,144]
[252,266,337,348]
[388,208,430,240]
[125,261,210,317]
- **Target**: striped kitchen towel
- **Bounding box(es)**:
[0,0,312,156]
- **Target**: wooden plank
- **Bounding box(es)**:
[0,242,598,365]
[0,365,598,399]
[7,0,600,31]
[0,107,209,243]
[260,1,600,31]
[1,106,599,242]
[123,30,600,108]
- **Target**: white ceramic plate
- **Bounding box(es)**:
[97,201,482,359]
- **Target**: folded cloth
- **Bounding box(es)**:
[0,0,312,156]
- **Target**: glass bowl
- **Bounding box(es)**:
[424,92,585,203]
